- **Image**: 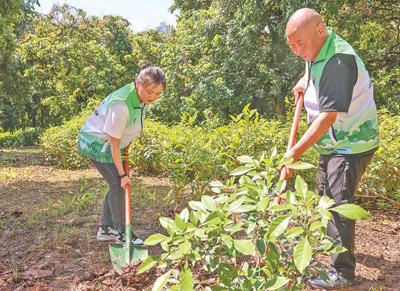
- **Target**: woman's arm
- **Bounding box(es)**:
[109,136,132,189]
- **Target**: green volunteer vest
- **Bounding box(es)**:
[305,28,380,155]
[78,83,147,163]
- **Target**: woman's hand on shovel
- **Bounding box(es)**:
[120,175,132,189]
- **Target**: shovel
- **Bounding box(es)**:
[260,92,304,265]
[274,92,304,205]
[109,147,148,274]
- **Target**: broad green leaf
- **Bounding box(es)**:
[270,205,289,212]
[234,133,239,144]
[138,256,160,274]
[264,276,290,290]
[211,187,222,194]
[256,239,266,254]
[179,208,190,222]
[144,234,171,246]
[231,205,257,213]
[246,222,257,234]
[203,211,222,226]
[228,196,245,213]
[233,239,255,256]
[243,103,251,113]
[318,195,335,210]
[202,195,217,211]
[229,222,243,234]
[189,201,208,213]
[267,215,291,239]
[294,237,311,274]
[230,166,254,176]
[189,211,198,226]
[241,175,258,189]
[309,221,325,231]
[209,180,223,187]
[175,214,185,230]
[286,190,296,205]
[216,209,225,220]
[160,217,176,230]
[179,240,191,254]
[329,246,347,254]
[256,197,269,212]
[264,242,280,271]
[237,155,253,164]
[295,176,307,201]
[270,147,278,159]
[217,263,237,286]
[317,271,332,286]
[158,259,173,268]
[320,209,332,220]
[180,261,194,291]
[330,204,371,220]
[286,161,314,170]
[287,226,304,237]
[275,179,287,195]
[168,251,184,261]
[152,269,172,291]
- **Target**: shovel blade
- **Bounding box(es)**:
[109,243,148,274]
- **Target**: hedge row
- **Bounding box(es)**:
[0,128,44,146]
[39,107,399,206]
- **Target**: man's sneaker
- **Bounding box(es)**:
[307,271,357,290]
[116,230,144,246]
[97,225,118,241]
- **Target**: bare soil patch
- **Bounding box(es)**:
[0,147,399,290]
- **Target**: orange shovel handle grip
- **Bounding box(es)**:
[124,147,131,226]
[274,93,304,204]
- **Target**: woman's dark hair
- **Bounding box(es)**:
[136,61,166,89]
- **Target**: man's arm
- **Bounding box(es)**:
[285,111,337,176]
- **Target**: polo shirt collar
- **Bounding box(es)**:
[315,27,334,63]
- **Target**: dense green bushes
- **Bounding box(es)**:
[132,105,290,205]
[39,105,399,207]
[358,110,400,207]
[40,114,90,169]
[0,128,44,146]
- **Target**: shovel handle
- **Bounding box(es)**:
[260,93,304,266]
[124,147,131,226]
[275,92,304,204]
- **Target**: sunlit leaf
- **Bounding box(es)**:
[330,204,371,220]
[152,269,172,291]
[294,237,311,274]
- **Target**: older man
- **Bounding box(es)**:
[285,8,380,290]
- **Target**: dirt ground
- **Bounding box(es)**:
[0,147,399,291]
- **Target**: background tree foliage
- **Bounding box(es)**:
[0,0,38,132]
[2,4,140,131]
[146,0,400,123]
[0,0,399,131]
[336,1,400,114]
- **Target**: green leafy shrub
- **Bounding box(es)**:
[0,132,17,146]
[39,104,399,207]
[140,151,371,290]
[131,105,290,206]
[40,114,90,169]
[358,109,400,207]
[0,128,44,146]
